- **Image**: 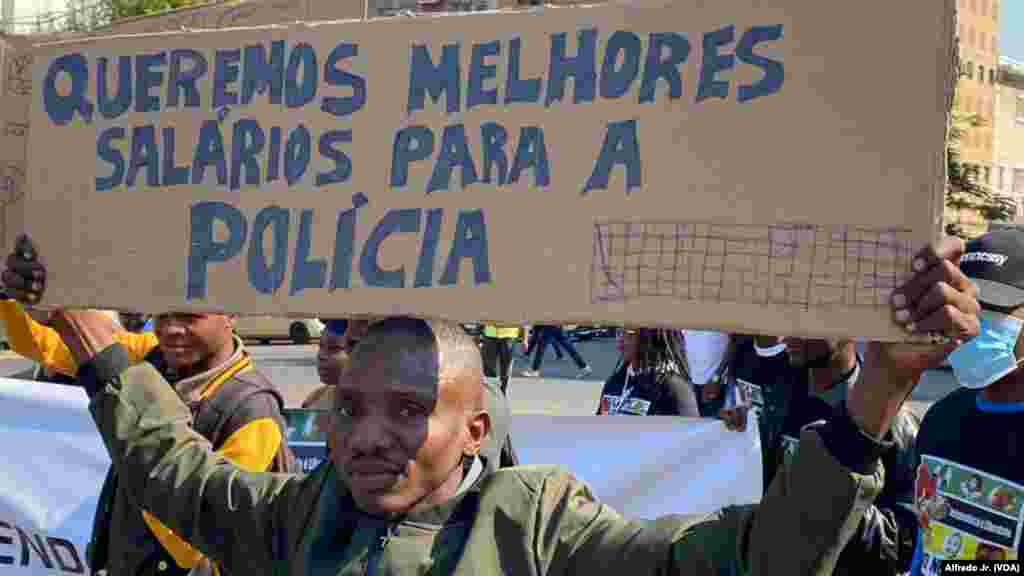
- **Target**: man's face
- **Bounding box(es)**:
[330,341,488,516]
[784,337,841,369]
[317,331,349,385]
[154,313,234,372]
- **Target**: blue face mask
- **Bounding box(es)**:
[947,310,1024,390]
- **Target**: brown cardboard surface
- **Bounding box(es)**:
[0,0,364,256]
[0,35,33,256]
[27,1,955,340]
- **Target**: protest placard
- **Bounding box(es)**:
[26,0,956,340]
[0,35,33,257]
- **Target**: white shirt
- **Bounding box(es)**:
[682,330,730,385]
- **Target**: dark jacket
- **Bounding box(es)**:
[748,344,920,576]
[597,363,700,417]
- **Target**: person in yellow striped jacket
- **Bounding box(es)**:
[0,298,292,576]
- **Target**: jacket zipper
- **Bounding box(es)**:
[365,525,394,576]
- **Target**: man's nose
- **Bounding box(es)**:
[344,413,393,454]
[157,318,187,335]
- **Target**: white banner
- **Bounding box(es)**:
[0,378,105,575]
[0,377,761,575]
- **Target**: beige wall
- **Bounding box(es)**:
[994,60,1024,220]
[955,0,1000,167]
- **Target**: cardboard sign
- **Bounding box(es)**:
[0,35,33,256]
[26,0,956,340]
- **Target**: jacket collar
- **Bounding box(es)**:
[309,456,485,547]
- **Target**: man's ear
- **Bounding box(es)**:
[465,410,491,457]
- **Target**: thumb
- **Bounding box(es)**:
[922,341,960,373]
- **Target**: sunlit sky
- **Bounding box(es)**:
[1004,0,1023,61]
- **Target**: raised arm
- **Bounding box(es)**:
[542,401,887,575]
[79,342,311,573]
[1,299,157,377]
[833,409,920,575]
[543,239,980,575]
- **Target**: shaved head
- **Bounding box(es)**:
[350,318,486,410]
[332,317,491,516]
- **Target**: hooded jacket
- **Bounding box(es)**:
[79,343,890,576]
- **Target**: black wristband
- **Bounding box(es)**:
[77,343,131,398]
[812,401,892,475]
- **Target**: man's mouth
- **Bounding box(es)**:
[347,460,404,492]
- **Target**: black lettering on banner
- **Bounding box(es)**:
[0,519,86,572]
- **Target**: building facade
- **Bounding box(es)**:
[947,0,1003,234]
[956,0,1001,168]
[994,57,1024,221]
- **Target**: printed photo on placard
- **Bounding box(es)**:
[914,454,1023,573]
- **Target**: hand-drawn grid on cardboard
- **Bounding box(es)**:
[591,221,914,310]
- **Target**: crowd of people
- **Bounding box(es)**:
[1,226,1022,575]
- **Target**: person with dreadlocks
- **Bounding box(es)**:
[596,328,700,416]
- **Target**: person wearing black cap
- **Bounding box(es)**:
[909,228,1024,575]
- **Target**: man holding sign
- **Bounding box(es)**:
[2,234,981,575]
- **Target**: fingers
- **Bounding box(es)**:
[5,252,45,280]
[1,267,44,304]
[913,305,981,342]
[896,259,975,312]
[907,237,966,276]
[892,239,980,337]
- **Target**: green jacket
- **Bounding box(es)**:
[84,344,886,575]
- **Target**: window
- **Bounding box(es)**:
[999,166,1006,190]
[969,26,977,48]
[971,0,977,13]
[981,0,988,17]
[1015,169,1024,196]
[985,166,992,184]
[990,69,996,84]
[1017,95,1024,123]
[994,1,999,17]
[979,65,986,83]
[980,33,988,53]
[964,61,974,79]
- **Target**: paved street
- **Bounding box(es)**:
[0,337,954,419]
